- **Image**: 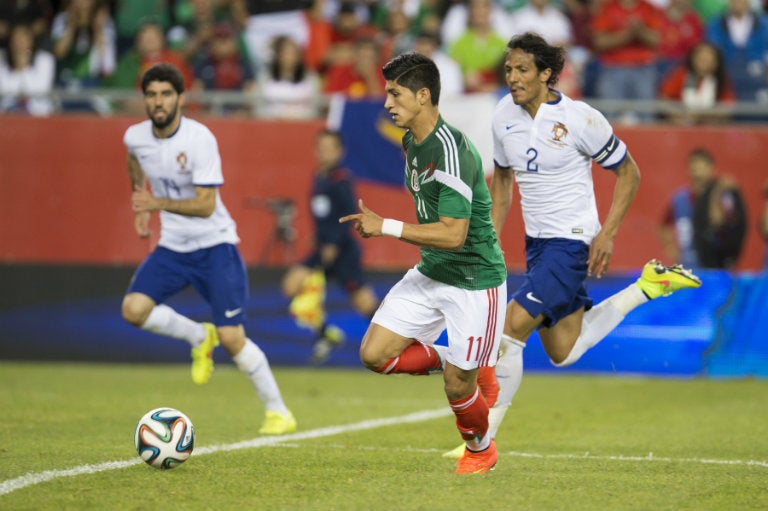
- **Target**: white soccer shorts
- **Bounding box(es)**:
[372,267,506,371]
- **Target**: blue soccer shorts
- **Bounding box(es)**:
[128,243,248,326]
[511,236,594,328]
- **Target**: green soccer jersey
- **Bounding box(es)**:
[402,116,507,290]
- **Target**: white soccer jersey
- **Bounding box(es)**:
[124,116,239,252]
[492,91,627,244]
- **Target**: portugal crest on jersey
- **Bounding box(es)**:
[176,152,189,174]
[552,122,568,142]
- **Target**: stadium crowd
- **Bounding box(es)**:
[0,0,767,120]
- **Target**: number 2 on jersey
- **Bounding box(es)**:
[526,148,539,172]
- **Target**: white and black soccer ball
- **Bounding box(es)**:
[134,407,195,469]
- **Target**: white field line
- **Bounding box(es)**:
[0,407,451,497]
[503,450,768,468]
[3,407,768,497]
[311,443,768,469]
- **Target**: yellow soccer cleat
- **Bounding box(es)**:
[635,259,702,299]
[191,322,219,385]
[259,410,298,435]
[442,443,467,459]
[289,270,326,330]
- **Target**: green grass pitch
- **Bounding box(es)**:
[1,362,767,511]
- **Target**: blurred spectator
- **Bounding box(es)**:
[659,148,748,269]
[167,0,243,60]
[323,37,385,98]
[328,1,375,44]
[167,0,217,61]
[412,29,464,97]
[0,0,52,48]
[233,0,311,75]
[658,0,704,78]
[406,0,444,35]
[563,0,599,51]
[591,0,665,121]
[51,0,116,88]
[377,8,414,61]
[105,22,193,90]
[509,0,573,48]
[659,41,735,124]
[0,22,55,116]
[318,0,378,76]
[441,0,513,47]
[562,0,601,95]
[304,0,334,72]
[706,0,768,102]
[192,21,254,93]
[258,34,320,118]
[112,0,171,57]
[448,0,508,93]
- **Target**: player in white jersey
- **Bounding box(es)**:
[445,32,702,457]
[121,63,296,435]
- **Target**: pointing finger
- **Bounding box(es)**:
[339,213,360,224]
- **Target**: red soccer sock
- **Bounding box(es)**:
[477,366,499,407]
[374,341,442,375]
[449,387,490,451]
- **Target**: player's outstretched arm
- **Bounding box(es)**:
[340,199,469,250]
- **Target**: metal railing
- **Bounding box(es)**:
[3,88,768,123]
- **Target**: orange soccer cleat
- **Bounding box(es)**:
[454,440,498,475]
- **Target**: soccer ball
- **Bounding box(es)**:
[134,407,195,469]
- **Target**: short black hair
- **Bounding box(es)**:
[141,63,185,94]
[382,52,441,105]
[506,32,565,87]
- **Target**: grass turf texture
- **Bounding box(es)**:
[1,362,767,511]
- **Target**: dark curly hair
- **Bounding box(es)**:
[506,32,565,87]
[141,63,185,94]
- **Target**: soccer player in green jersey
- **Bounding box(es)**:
[340,52,507,475]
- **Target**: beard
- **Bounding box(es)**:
[148,103,179,130]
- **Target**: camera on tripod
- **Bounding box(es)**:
[264,198,296,242]
[244,196,297,264]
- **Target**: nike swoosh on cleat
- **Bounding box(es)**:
[526,292,543,304]
[224,308,242,318]
[660,280,670,289]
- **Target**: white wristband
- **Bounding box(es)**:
[381,218,404,238]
